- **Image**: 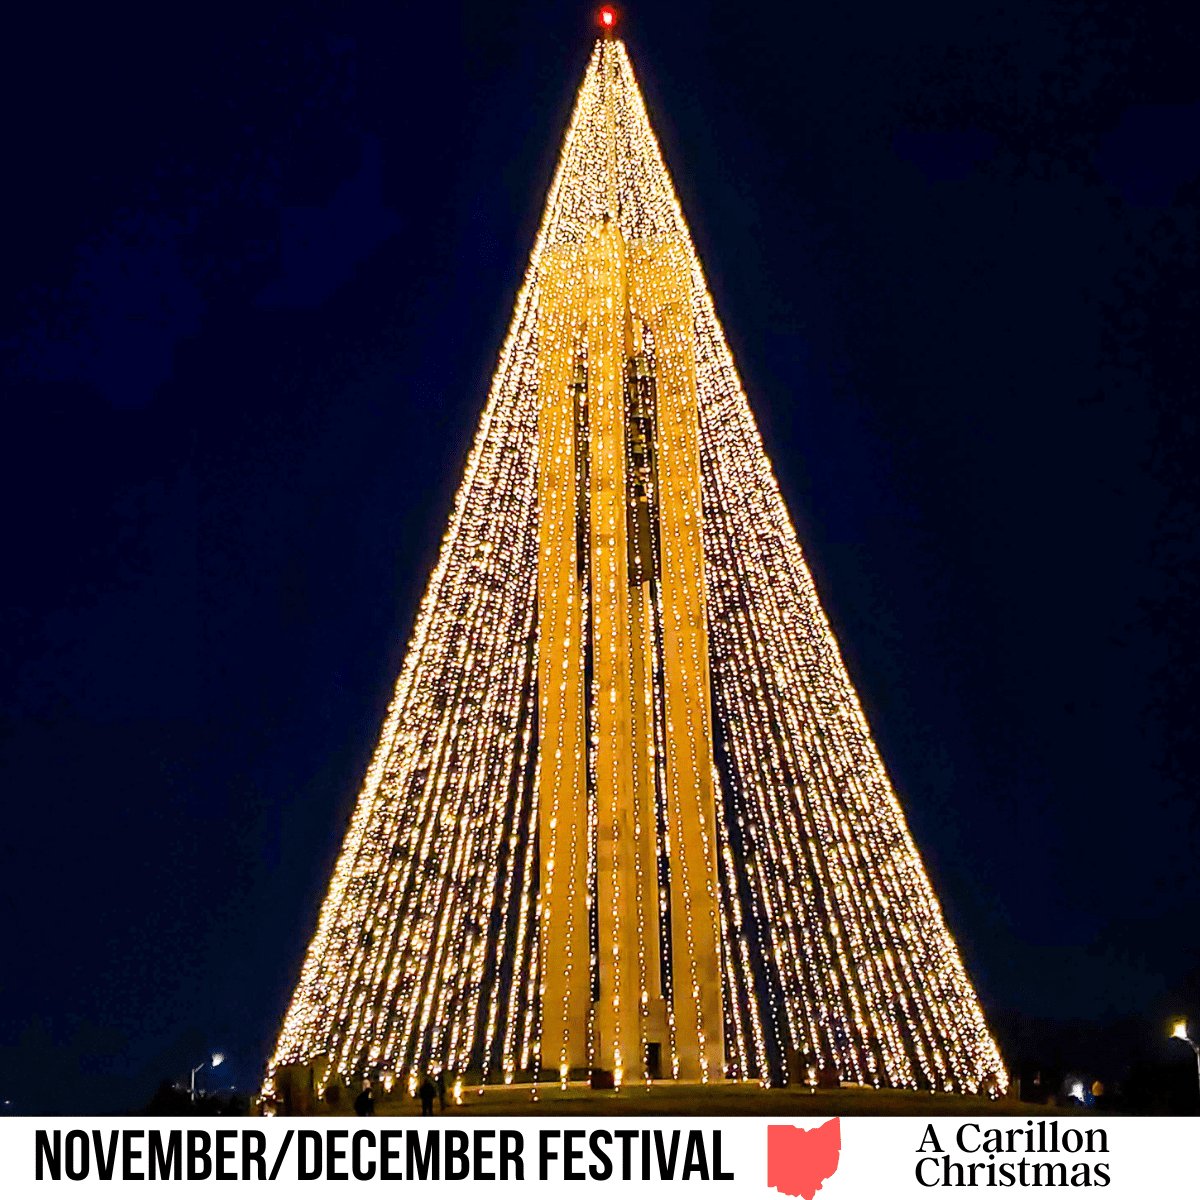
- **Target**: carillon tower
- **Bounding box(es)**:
[265,10,1009,1106]
[537,223,722,1083]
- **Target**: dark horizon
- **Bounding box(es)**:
[2,1,1198,1114]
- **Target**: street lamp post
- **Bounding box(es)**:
[1170,1021,1200,1102]
[190,1053,225,1102]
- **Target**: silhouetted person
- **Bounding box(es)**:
[354,1084,375,1117]
[437,1071,446,1112]
[817,1064,841,1090]
[797,1057,815,1092]
[418,1076,436,1116]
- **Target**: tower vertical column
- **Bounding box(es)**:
[628,575,666,1071]
[634,242,725,1082]
[587,221,643,1083]
[624,247,668,1075]
[536,248,590,1081]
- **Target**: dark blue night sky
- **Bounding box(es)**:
[2,1,1198,1113]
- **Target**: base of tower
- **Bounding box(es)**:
[272,1079,1060,1119]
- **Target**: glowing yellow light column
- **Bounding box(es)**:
[634,239,725,1082]
[536,247,590,1080]
[583,219,645,1084]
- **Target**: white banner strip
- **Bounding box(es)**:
[3,1116,1194,1197]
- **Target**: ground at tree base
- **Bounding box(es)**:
[362,1082,1073,1118]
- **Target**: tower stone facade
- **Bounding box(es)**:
[537,224,723,1083]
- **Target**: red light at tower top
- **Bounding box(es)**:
[599,7,616,31]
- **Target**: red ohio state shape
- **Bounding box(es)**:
[767,1119,842,1200]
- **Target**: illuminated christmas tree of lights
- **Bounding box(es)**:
[265,31,1006,1100]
